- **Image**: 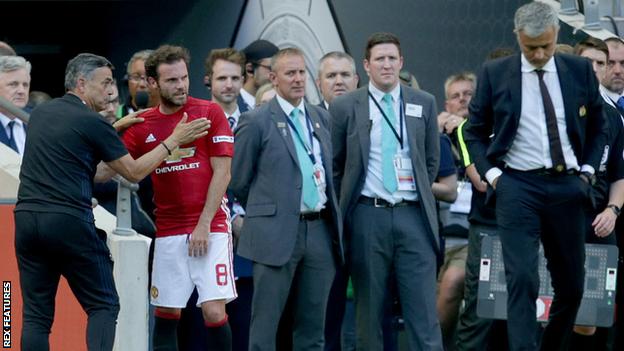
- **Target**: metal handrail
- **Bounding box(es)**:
[112,175,139,236]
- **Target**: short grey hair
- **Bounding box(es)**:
[270,47,305,71]
[127,49,153,75]
[64,53,113,90]
[317,51,356,78]
[0,56,31,75]
[444,71,476,99]
[514,1,559,37]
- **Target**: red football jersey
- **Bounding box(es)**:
[122,97,233,237]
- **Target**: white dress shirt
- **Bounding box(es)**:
[0,112,26,154]
[227,107,242,130]
[486,55,585,184]
[361,83,418,203]
[600,85,620,109]
[276,94,327,212]
[240,89,256,111]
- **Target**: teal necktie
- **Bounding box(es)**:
[290,108,320,210]
[381,93,398,193]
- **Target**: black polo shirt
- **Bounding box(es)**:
[15,93,128,222]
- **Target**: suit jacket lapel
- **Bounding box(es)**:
[306,103,329,165]
[402,87,420,157]
[0,117,9,145]
[508,55,522,125]
[237,94,250,113]
[305,104,332,177]
[555,55,576,127]
[268,98,300,166]
[355,89,371,170]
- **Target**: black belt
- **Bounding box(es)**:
[507,167,577,177]
[358,196,419,208]
[300,209,328,221]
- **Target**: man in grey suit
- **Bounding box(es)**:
[330,32,443,350]
[230,47,343,351]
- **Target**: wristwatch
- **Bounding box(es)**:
[580,171,596,186]
[607,204,621,217]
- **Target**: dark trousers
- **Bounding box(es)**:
[455,223,499,350]
[228,277,253,351]
[14,211,120,351]
[495,171,586,351]
[615,216,624,351]
[324,265,349,351]
[349,202,442,351]
[584,207,617,245]
[249,218,336,351]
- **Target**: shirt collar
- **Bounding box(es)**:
[600,85,622,105]
[0,111,24,129]
[368,82,401,104]
[227,107,241,121]
[276,94,305,118]
[240,88,255,109]
[521,54,557,73]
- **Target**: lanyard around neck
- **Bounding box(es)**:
[368,89,405,149]
[284,109,317,164]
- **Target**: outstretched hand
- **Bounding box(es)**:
[113,109,149,132]
[171,112,211,146]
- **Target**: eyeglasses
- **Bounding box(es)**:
[128,74,147,82]
[256,63,272,71]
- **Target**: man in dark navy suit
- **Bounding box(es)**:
[602,38,624,115]
[204,47,254,351]
[464,2,606,350]
[0,55,30,154]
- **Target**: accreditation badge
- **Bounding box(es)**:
[312,162,328,207]
[393,155,416,191]
[312,163,326,188]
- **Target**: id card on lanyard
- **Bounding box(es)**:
[369,89,416,191]
[285,109,327,189]
[394,155,416,191]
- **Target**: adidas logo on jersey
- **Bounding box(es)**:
[145,133,156,143]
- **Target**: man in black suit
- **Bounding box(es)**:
[0,55,30,154]
[595,36,624,351]
[316,51,359,110]
[463,2,606,350]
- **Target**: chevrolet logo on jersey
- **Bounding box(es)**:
[165,146,196,164]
